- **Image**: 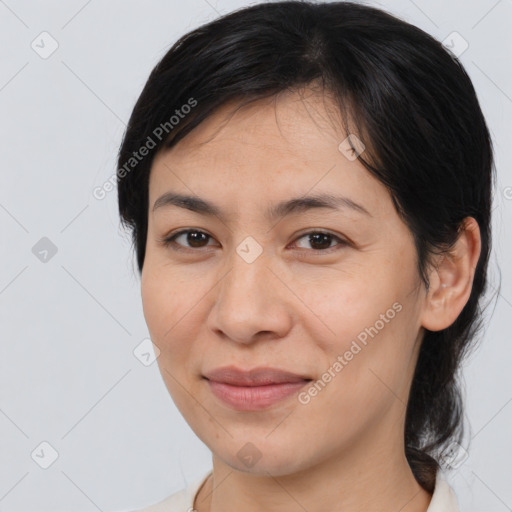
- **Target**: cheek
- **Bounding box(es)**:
[301,263,420,388]
[141,271,199,407]
[141,265,214,380]
[141,262,196,334]
[299,268,402,349]
[141,272,170,340]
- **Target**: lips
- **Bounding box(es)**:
[203,366,313,411]
[202,365,312,386]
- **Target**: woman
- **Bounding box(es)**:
[117,2,495,511]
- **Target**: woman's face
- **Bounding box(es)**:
[141,90,429,476]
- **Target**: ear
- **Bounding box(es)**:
[421,217,482,332]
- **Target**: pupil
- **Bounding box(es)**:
[310,233,331,250]
[188,231,207,247]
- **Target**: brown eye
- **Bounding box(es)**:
[293,231,348,252]
[182,231,210,248]
[161,229,216,250]
[307,232,333,250]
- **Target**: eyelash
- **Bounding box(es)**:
[159,229,349,255]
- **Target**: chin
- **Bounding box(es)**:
[206,433,316,477]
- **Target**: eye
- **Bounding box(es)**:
[160,229,216,251]
[291,230,348,253]
[160,229,348,254]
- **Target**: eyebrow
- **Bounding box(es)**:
[152,191,372,220]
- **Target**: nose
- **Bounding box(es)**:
[206,248,294,345]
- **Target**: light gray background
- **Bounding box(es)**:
[0,0,510,510]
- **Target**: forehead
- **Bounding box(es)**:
[165,89,346,160]
[148,89,389,219]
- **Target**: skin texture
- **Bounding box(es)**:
[141,88,481,512]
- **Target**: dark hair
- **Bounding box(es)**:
[117,0,496,493]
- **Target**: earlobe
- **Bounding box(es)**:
[421,217,482,332]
